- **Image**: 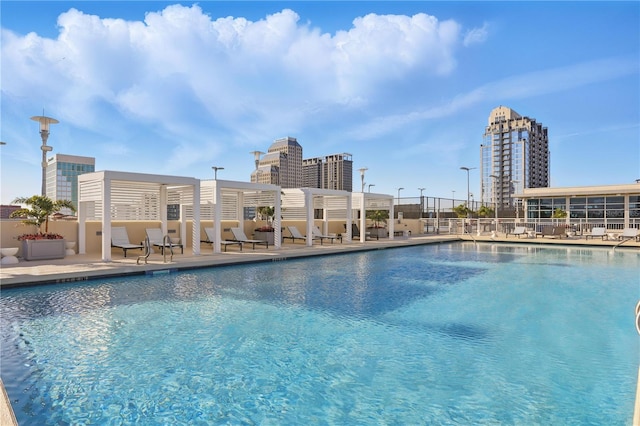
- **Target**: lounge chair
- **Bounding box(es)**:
[312,226,342,244]
[540,226,565,239]
[619,228,640,242]
[201,227,242,252]
[507,226,528,238]
[230,227,269,249]
[111,226,144,257]
[283,226,312,244]
[145,228,184,254]
[585,227,607,240]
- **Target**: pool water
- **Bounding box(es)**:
[1,243,638,424]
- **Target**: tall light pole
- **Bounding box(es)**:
[212,166,224,180]
[358,167,368,192]
[459,166,476,210]
[511,180,520,220]
[250,151,264,170]
[31,115,58,196]
[368,184,375,192]
[489,174,499,222]
[418,187,425,218]
[397,187,404,204]
[452,190,455,209]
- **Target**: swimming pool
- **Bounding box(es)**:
[1,243,638,424]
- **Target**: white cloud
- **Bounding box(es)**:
[463,22,489,47]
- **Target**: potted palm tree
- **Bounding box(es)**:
[366,210,389,238]
[10,195,76,260]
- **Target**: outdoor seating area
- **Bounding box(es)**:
[201,228,242,252]
[146,228,184,254]
[230,227,269,249]
[110,226,144,257]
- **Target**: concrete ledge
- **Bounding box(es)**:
[1,380,17,426]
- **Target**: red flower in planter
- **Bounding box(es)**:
[17,233,64,241]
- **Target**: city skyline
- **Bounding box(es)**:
[1,1,638,204]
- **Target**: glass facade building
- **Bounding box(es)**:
[480,106,550,212]
[46,154,95,214]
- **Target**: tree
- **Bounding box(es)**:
[10,195,76,234]
[453,204,471,218]
[552,208,568,219]
[477,205,494,218]
[366,210,389,228]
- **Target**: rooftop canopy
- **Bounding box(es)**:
[199,179,282,253]
[78,170,201,261]
[281,188,353,246]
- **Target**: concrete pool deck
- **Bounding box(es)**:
[1,234,639,424]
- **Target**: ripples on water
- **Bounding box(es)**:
[1,243,638,424]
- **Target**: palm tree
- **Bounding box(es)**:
[10,195,76,234]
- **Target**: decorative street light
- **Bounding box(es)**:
[212,166,224,180]
[452,190,455,209]
[511,180,520,220]
[250,151,264,170]
[368,184,375,192]
[31,115,58,196]
[397,187,404,204]
[418,187,425,217]
[358,167,368,192]
[459,166,476,210]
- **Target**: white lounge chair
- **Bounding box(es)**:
[585,227,606,240]
[312,226,342,244]
[619,228,640,242]
[145,228,184,254]
[283,226,312,244]
[111,226,144,257]
[507,226,527,238]
[202,227,242,251]
[230,227,269,249]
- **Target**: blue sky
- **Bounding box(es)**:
[1,1,638,204]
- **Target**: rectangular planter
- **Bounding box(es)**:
[367,228,388,239]
[253,231,275,245]
[21,239,66,261]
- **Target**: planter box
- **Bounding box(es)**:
[253,231,275,245]
[21,239,66,261]
[367,228,388,239]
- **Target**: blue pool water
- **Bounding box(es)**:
[1,243,638,424]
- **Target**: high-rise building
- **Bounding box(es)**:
[45,154,95,214]
[251,137,302,188]
[303,153,353,191]
[480,106,550,210]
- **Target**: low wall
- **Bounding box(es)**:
[0,219,428,257]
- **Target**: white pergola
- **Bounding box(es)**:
[78,170,201,261]
[351,192,396,242]
[199,180,282,253]
[281,188,353,246]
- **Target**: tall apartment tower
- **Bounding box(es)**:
[303,153,353,191]
[480,106,550,209]
[251,137,303,187]
[45,154,95,214]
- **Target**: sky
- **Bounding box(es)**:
[1,1,639,205]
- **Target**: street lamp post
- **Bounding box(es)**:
[212,166,224,180]
[397,187,404,204]
[489,174,499,225]
[511,180,520,220]
[368,184,375,192]
[250,151,264,170]
[418,187,425,218]
[358,167,368,192]
[31,115,58,196]
[452,190,455,209]
[459,166,476,210]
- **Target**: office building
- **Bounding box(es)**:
[46,154,95,214]
[480,106,550,210]
[251,137,302,188]
[303,153,353,191]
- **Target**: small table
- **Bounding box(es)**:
[527,231,536,238]
[607,233,619,241]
